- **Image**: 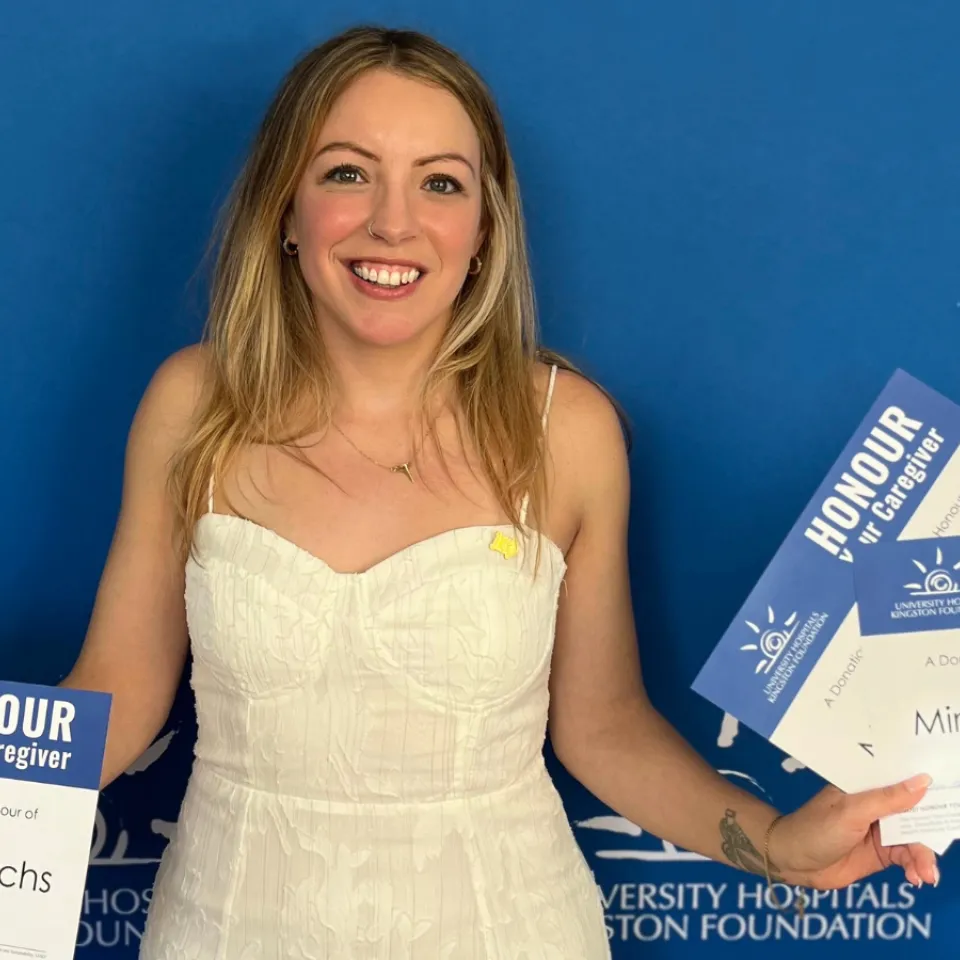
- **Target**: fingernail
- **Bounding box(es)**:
[905,773,933,792]
[933,865,941,888]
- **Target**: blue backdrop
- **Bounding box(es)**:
[3,1,959,955]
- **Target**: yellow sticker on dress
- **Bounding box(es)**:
[489,531,518,559]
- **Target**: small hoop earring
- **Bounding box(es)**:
[282,236,298,256]
[468,255,482,276]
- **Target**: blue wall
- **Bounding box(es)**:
[3,1,959,954]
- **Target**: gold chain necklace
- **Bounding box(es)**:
[332,422,416,483]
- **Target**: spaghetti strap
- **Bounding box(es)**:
[540,363,558,430]
[519,364,559,527]
[207,475,215,515]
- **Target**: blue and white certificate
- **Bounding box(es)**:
[855,536,960,844]
[0,681,110,959]
[693,370,960,801]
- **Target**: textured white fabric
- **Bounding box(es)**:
[139,366,610,958]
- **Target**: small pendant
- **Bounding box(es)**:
[391,463,414,483]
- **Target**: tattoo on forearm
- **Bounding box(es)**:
[719,809,783,881]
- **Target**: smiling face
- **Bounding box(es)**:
[284,68,485,350]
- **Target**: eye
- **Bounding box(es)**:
[322,164,367,185]
[424,174,463,195]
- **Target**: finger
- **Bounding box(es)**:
[886,845,921,887]
[855,773,931,822]
[868,822,892,870]
[906,842,939,887]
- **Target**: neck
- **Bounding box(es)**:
[320,314,452,425]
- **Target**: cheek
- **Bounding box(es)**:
[297,194,367,250]
[423,204,482,261]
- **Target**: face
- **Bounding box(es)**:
[285,69,484,349]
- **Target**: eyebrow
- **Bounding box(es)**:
[313,141,477,177]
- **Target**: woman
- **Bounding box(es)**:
[63,24,937,959]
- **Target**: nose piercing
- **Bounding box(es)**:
[367,220,378,239]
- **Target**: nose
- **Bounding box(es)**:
[368,180,418,244]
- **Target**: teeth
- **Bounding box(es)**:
[352,264,421,287]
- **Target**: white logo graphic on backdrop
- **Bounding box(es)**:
[574,712,803,861]
[904,546,960,596]
[89,730,179,866]
[739,605,797,674]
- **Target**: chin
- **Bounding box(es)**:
[348,311,437,348]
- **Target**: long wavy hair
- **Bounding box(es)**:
[169,25,589,561]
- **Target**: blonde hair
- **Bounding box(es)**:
[170,25,581,560]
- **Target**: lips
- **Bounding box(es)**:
[350,260,423,288]
[344,259,425,300]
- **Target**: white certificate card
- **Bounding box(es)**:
[855,537,960,845]
[0,681,110,959]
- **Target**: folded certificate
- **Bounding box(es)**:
[855,537,960,845]
[693,370,960,799]
[0,681,110,960]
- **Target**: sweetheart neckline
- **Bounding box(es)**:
[195,512,567,580]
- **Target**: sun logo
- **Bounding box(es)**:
[489,531,519,559]
[740,606,798,674]
[904,547,960,596]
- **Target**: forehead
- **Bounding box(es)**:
[316,69,481,162]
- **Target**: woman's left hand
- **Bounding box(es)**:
[770,773,939,890]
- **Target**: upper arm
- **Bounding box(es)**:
[63,344,207,786]
[545,371,649,766]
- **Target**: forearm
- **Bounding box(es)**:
[557,703,788,881]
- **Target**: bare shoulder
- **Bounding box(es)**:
[536,361,631,525]
[129,342,211,450]
[545,364,624,439]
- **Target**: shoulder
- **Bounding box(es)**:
[537,361,628,468]
[127,343,212,455]
[536,360,631,519]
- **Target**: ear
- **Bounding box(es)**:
[282,205,299,246]
[473,225,487,257]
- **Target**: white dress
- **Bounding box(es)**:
[139,368,611,959]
